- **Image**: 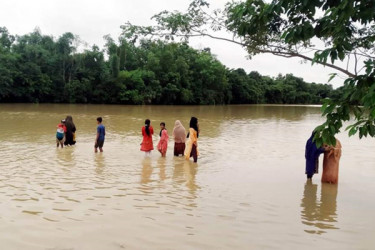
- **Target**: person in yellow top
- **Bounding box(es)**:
[184,117,199,162]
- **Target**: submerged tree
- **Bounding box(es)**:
[122,0,375,145]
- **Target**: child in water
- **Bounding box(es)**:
[157,122,169,157]
[95,117,105,153]
[56,119,66,148]
[141,119,154,157]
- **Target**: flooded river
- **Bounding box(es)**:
[0,104,374,249]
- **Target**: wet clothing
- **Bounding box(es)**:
[172,120,186,143]
[141,126,154,152]
[190,144,198,163]
[174,143,186,156]
[56,137,65,144]
[305,133,325,178]
[95,140,104,149]
[95,124,105,149]
[64,122,76,146]
[173,120,186,156]
[322,139,342,184]
[185,128,199,162]
[157,129,169,154]
[97,124,105,141]
[56,123,66,141]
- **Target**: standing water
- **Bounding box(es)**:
[0,104,374,249]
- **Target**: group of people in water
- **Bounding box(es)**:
[140,117,199,162]
[305,132,342,184]
[56,115,341,180]
[56,115,77,147]
[56,116,199,163]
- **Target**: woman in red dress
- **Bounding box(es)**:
[140,119,154,157]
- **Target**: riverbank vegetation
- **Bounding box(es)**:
[122,0,375,143]
[0,27,338,105]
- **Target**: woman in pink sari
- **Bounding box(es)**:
[157,122,169,157]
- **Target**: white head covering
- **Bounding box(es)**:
[172,120,186,143]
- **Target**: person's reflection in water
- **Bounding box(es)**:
[171,159,199,208]
[140,158,153,185]
[301,180,339,234]
[94,153,105,176]
[157,157,167,181]
[183,160,199,197]
[172,158,185,185]
[56,146,75,169]
[317,183,338,229]
[183,161,199,209]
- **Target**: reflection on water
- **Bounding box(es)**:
[172,158,199,194]
[56,146,76,167]
[140,157,199,196]
[140,158,153,185]
[157,157,167,181]
[94,154,105,176]
[183,161,199,194]
[301,180,338,234]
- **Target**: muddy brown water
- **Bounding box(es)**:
[0,104,374,249]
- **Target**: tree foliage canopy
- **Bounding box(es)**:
[0,26,337,106]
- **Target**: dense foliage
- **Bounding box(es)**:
[0,27,337,105]
[122,0,375,144]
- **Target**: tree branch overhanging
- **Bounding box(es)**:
[256,49,356,78]
[137,28,357,78]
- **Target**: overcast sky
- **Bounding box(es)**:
[0,0,353,88]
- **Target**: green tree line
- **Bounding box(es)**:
[0,27,338,105]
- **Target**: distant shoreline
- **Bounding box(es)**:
[0,102,323,107]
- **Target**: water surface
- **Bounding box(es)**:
[0,104,374,249]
